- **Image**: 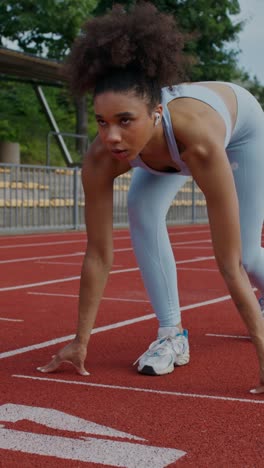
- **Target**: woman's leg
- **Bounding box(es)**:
[127,168,189,327]
[227,98,264,304]
[128,168,190,374]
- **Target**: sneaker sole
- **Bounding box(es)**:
[138,356,190,376]
[138,364,175,376]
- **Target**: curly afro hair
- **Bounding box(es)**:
[65,2,191,109]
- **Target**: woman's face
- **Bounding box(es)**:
[94,91,161,161]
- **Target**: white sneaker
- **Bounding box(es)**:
[134,327,190,375]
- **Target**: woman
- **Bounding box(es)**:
[38,3,264,393]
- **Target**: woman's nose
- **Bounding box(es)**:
[105,125,122,143]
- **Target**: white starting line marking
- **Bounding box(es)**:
[0,317,23,322]
[12,375,264,405]
[206,333,250,340]
[0,294,233,360]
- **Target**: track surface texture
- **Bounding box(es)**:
[1,225,264,467]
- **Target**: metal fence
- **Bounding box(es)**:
[0,163,208,233]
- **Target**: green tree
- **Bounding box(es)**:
[0,0,97,58]
[0,0,98,162]
[239,74,264,109]
[0,79,79,165]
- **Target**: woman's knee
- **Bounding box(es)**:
[127,188,156,230]
[127,174,159,226]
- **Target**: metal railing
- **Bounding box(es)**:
[0,163,208,233]
[46,131,90,166]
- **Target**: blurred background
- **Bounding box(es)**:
[0,0,263,232]
[1,0,263,166]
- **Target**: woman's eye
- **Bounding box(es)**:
[97,119,107,127]
[121,119,131,126]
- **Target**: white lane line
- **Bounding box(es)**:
[169,229,210,236]
[0,293,233,360]
[0,317,24,322]
[29,292,78,298]
[37,262,81,266]
[0,257,216,292]
[177,267,218,272]
[172,240,211,246]
[0,247,214,265]
[0,240,86,249]
[28,292,150,303]
[0,276,80,292]
[0,252,84,265]
[0,247,137,265]
[0,228,210,242]
[0,237,211,250]
[0,267,139,292]
[0,247,133,265]
[0,314,155,359]
[0,237,210,252]
[173,246,212,250]
[12,375,264,405]
[30,293,231,309]
[0,240,213,265]
[176,256,215,264]
[206,333,250,340]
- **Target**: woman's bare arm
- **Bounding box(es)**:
[178,113,264,392]
[37,137,131,375]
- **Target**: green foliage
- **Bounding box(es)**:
[0,82,97,165]
[0,119,17,142]
[0,0,97,58]
[0,0,263,166]
[247,79,264,109]
[0,80,78,165]
[0,0,98,165]
[237,73,264,109]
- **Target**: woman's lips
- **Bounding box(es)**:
[112,149,129,160]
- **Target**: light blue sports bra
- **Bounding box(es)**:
[129,82,233,176]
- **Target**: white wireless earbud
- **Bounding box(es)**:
[154,112,161,126]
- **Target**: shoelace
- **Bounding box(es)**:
[133,335,183,366]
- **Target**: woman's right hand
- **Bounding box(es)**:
[37,339,89,376]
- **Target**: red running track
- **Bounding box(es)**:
[1,225,264,467]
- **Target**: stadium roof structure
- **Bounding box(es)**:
[0,47,65,86]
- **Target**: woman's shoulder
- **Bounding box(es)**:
[168,99,226,150]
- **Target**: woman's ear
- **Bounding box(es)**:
[153,104,163,126]
[154,112,161,126]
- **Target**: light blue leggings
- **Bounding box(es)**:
[127,85,264,327]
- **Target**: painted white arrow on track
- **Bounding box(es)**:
[0,404,186,467]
